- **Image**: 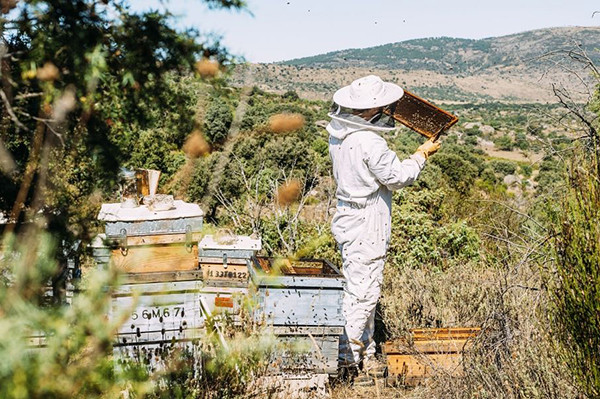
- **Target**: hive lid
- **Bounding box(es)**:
[98,200,203,222]
[198,234,261,251]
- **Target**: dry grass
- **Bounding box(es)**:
[326,256,575,398]
[371,248,573,396]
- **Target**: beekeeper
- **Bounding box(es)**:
[327,75,440,379]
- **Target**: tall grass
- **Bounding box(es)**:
[550,147,600,397]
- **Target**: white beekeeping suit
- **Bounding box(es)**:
[326,75,439,374]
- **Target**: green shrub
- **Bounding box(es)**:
[494,134,514,151]
[464,135,478,147]
[480,167,497,185]
[489,159,517,176]
[520,164,533,178]
[515,132,530,150]
[430,153,479,194]
[0,233,148,399]
[465,126,481,136]
[204,97,234,145]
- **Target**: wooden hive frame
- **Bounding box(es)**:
[383,327,480,386]
[386,90,459,140]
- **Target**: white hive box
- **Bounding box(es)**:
[98,200,203,238]
[198,234,261,287]
[96,201,204,274]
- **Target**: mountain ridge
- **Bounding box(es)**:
[279,27,600,73]
[231,27,600,103]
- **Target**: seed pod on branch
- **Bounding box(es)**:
[183,130,211,158]
[275,179,302,207]
[268,113,305,133]
[195,58,220,78]
[1,0,18,14]
[52,85,77,123]
[36,62,59,82]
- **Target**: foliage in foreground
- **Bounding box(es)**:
[0,230,276,399]
[551,147,600,398]
[0,232,147,398]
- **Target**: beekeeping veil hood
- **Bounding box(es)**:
[327,75,404,135]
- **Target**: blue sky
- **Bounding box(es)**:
[133,0,600,63]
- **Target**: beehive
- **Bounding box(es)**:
[111,272,206,354]
[96,201,204,274]
[198,235,261,287]
[249,257,345,375]
[249,257,344,327]
[98,200,204,237]
[384,327,480,386]
[98,227,262,367]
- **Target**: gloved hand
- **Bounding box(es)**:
[414,138,441,160]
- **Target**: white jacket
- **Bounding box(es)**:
[327,117,425,205]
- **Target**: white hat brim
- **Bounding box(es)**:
[333,82,404,109]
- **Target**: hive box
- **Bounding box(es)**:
[98,200,204,238]
[96,201,204,274]
[249,257,345,376]
[249,257,344,327]
[110,270,250,367]
[110,272,206,366]
[198,235,261,287]
[105,234,262,368]
[384,327,480,386]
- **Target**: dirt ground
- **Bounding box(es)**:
[480,146,544,164]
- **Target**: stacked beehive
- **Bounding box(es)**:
[93,198,345,377]
[249,257,345,376]
[93,201,261,367]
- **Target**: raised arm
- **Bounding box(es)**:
[364,135,439,191]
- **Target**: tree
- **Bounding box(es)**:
[494,134,514,151]
[0,0,239,246]
[204,97,233,145]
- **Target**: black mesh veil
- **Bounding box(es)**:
[329,101,398,128]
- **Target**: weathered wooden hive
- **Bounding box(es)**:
[92,196,345,377]
[384,327,480,386]
[93,199,262,367]
[249,257,345,376]
[96,200,204,273]
[197,234,260,319]
[94,200,206,366]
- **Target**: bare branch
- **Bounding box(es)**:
[0,88,29,132]
[14,92,44,100]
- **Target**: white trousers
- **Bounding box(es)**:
[331,188,392,364]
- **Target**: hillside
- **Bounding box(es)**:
[282,27,600,73]
[230,27,600,103]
